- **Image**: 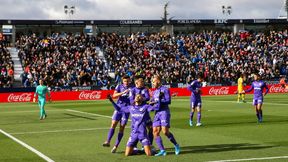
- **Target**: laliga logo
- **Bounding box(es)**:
[269,85,288,93]
[79,91,102,100]
[209,87,229,95]
[8,93,32,102]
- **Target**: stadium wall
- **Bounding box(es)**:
[0,84,286,103]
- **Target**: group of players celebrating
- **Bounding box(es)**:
[101,72,278,156]
[103,75,180,156]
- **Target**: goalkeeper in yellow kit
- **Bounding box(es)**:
[237,74,246,103]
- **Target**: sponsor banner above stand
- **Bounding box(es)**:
[0,19,287,26]
[0,84,286,103]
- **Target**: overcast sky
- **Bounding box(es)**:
[0,0,286,20]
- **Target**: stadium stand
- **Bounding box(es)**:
[0,44,14,88]
[16,34,111,88]
[100,31,287,85]
[15,30,287,88]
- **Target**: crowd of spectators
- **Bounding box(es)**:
[16,30,287,88]
[17,33,112,88]
[0,43,14,88]
[100,30,287,86]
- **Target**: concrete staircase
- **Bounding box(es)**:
[8,47,23,86]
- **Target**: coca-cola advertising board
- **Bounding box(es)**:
[0,84,286,103]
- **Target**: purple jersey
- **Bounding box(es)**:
[245,80,269,100]
[115,84,131,106]
[187,80,202,102]
[151,86,171,112]
[129,87,150,104]
[110,100,159,138]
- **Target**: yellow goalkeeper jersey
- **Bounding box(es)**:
[238,77,244,91]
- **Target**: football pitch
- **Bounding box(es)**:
[0,94,288,162]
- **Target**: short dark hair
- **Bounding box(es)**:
[122,75,130,80]
[134,75,144,81]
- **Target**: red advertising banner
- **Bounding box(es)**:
[0,84,286,103]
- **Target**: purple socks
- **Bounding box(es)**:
[114,132,124,147]
[190,111,194,121]
[197,112,201,123]
[106,128,115,143]
[155,136,165,150]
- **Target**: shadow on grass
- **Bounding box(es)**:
[166,143,275,155]
[64,113,97,120]
[114,143,275,156]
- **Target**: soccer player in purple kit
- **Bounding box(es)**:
[187,74,204,127]
[103,75,132,153]
[243,73,269,123]
[129,76,153,145]
[150,75,180,156]
[108,94,159,156]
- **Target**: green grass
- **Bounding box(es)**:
[0,94,288,162]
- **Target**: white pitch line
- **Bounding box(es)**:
[65,109,132,121]
[10,127,111,135]
[207,155,288,162]
[0,129,54,162]
[66,109,112,119]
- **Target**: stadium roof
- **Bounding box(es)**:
[0,19,287,25]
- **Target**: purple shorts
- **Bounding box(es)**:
[190,100,202,108]
[112,110,129,126]
[253,99,263,106]
[152,110,170,128]
[126,134,150,147]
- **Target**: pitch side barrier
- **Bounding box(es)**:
[0,84,286,103]
[0,86,106,93]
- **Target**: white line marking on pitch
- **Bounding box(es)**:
[207,155,288,162]
[10,127,111,135]
[65,109,132,121]
[66,109,112,119]
[0,129,54,162]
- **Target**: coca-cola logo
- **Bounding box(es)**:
[269,85,288,93]
[8,93,32,102]
[79,91,102,100]
[209,87,229,95]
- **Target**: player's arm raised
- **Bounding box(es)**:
[107,95,129,113]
